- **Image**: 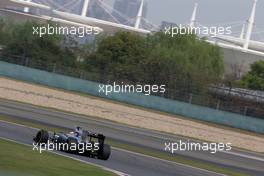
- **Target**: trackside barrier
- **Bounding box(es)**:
[0,61,264,134]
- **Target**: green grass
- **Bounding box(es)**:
[0,138,116,176]
[0,115,248,176]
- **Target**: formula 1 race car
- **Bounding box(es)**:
[33,127,111,160]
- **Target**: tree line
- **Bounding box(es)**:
[0,19,261,93]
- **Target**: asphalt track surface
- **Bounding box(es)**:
[0,99,264,176]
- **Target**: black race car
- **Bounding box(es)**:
[33,127,111,160]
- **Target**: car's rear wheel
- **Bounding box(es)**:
[98,144,111,160]
[33,130,49,144]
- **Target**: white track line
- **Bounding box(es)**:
[0,120,225,176]
[222,150,264,162]
[0,120,229,176]
[0,119,39,130]
[112,147,226,176]
[2,120,262,163]
[4,119,264,176]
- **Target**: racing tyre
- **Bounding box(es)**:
[98,144,111,160]
[34,130,49,144]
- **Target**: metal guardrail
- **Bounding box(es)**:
[210,86,264,103]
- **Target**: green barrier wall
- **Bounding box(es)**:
[0,61,263,133]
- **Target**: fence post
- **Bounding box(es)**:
[25,57,29,66]
[244,106,248,116]
[52,63,56,73]
[189,93,193,104]
[80,71,83,79]
[216,100,220,110]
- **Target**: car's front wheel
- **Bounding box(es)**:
[33,130,49,144]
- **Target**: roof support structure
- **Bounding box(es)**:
[81,0,90,17]
[244,0,257,50]
[135,0,144,29]
[240,24,245,39]
[190,2,198,27]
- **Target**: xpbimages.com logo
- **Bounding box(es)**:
[32,24,101,37]
[164,24,232,37]
[98,82,166,96]
[32,141,99,154]
[164,140,232,154]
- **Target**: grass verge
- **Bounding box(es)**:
[0,138,116,176]
[0,115,248,176]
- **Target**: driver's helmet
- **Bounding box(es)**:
[75,126,83,137]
